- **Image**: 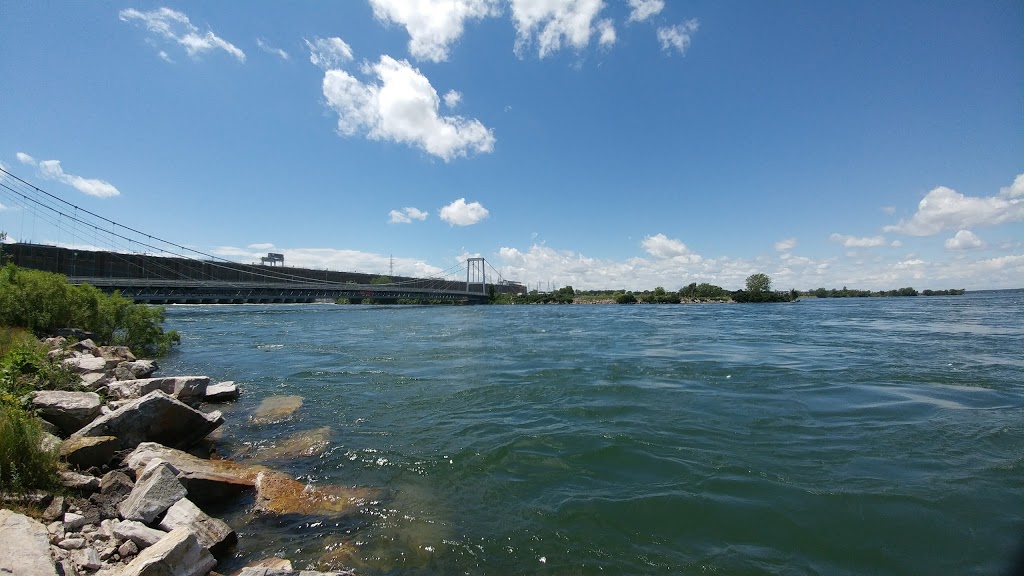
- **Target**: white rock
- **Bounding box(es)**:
[0,510,60,576]
[64,512,88,530]
[71,390,223,452]
[63,355,107,374]
[30,391,102,436]
[118,527,216,576]
[158,498,236,555]
[106,376,210,404]
[118,459,187,524]
[112,520,166,550]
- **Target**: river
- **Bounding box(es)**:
[159,291,1024,575]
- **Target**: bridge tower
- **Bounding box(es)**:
[466,257,486,294]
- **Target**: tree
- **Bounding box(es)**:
[745,273,771,293]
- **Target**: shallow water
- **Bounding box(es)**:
[160,291,1024,575]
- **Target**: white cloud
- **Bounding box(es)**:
[305,37,354,70]
[158,50,174,63]
[389,206,429,224]
[369,0,500,62]
[439,198,489,226]
[1000,173,1024,198]
[829,233,887,248]
[891,240,903,247]
[884,176,1024,236]
[443,90,462,108]
[641,233,701,263]
[322,55,495,161]
[16,152,120,198]
[627,0,664,23]
[656,19,699,55]
[247,242,276,250]
[211,245,444,277]
[119,7,245,62]
[256,38,289,60]
[510,0,610,58]
[944,230,985,251]
[0,202,8,212]
[774,237,798,252]
[597,19,616,47]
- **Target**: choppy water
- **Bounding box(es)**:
[159,292,1024,575]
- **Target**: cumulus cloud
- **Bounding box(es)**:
[774,238,798,252]
[641,233,701,263]
[510,0,610,58]
[443,90,462,108]
[597,19,616,47]
[829,233,887,248]
[322,55,495,161]
[256,38,289,60]
[1000,173,1024,198]
[305,37,354,69]
[211,245,444,277]
[440,198,489,226]
[884,175,1024,236]
[944,230,985,251]
[627,0,664,22]
[656,19,699,55]
[369,0,500,62]
[119,7,245,62]
[389,207,429,224]
[17,152,120,198]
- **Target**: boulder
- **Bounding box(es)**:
[70,390,223,451]
[100,470,135,498]
[158,498,237,556]
[60,435,119,469]
[60,470,101,491]
[205,381,240,402]
[126,443,258,505]
[98,345,137,364]
[70,338,98,354]
[113,360,158,381]
[119,526,216,576]
[63,355,108,374]
[30,391,102,436]
[119,460,187,524]
[39,430,62,453]
[80,372,113,390]
[250,395,303,425]
[107,376,210,404]
[229,558,293,575]
[0,509,59,576]
[113,520,168,549]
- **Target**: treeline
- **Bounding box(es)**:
[803,287,965,298]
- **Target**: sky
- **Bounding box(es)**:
[1,0,1022,291]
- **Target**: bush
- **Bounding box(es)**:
[0,403,60,493]
[0,264,179,356]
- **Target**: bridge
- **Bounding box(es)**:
[0,167,525,305]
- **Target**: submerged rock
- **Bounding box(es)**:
[250,395,303,425]
[255,426,331,460]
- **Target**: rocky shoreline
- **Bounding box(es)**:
[0,337,368,576]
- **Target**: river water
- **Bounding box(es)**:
[159,292,1024,575]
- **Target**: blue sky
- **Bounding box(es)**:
[1,0,1022,290]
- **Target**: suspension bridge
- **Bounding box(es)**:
[0,167,525,305]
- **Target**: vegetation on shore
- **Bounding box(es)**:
[0,260,181,493]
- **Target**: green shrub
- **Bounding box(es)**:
[0,264,179,356]
[0,403,60,493]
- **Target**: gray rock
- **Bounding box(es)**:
[113,360,157,381]
[106,376,210,404]
[60,470,101,491]
[204,381,240,402]
[112,520,167,549]
[60,435,119,469]
[63,355,108,375]
[158,498,237,556]
[30,391,102,436]
[70,390,224,452]
[0,508,59,569]
[76,547,102,571]
[118,526,216,576]
[70,339,98,354]
[118,459,187,524]
[100,470,135,498]
[43,496,66,522]
[80,372,112,390]
[40,431,63,453]
[58,537,86,550]
[118,539,140,558]
[47,521,65,544]
[64,512,88,530]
